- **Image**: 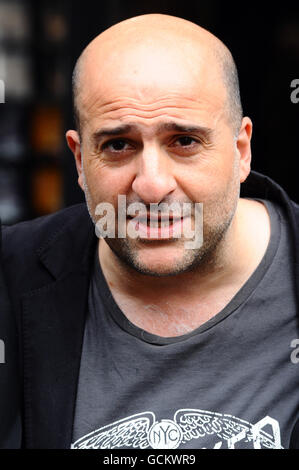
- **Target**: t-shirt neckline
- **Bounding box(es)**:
[93,199,281,345]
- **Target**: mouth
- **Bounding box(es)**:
[127,213,185,239]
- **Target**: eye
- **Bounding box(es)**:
[176,136,196,147]
[169,135,201,155]
[101,139,133,153]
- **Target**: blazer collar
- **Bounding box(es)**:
[37,203,96,280]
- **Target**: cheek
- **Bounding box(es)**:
[84,162,131,207]
[180,154,238,210]
[179,162,231,202]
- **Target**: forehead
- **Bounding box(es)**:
[79,38,227,133]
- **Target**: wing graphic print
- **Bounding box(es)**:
[174,409,283,449]
[71,412,155,449]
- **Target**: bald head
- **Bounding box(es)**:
[72,14,243,138]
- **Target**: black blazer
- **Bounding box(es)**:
[2,171,299,449]
[0,220,21,448]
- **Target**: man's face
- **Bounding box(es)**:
[67,38,251,276]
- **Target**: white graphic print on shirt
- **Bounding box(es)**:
[71,409,283,449]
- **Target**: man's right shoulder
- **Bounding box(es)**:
[1,202,90,268]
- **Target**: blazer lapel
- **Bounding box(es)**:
[21,207,97,448]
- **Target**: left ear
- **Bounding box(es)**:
[236,116,252,183]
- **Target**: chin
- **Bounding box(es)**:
[134,256,183,276]
[108,237,203,277]
[126,260,190,278]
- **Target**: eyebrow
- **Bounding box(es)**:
[91,122,213,143]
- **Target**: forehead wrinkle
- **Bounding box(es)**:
[82,92,207,112]
[82,78,225,109]
[82,95,224,129]
[88,111,225,138]
[89,97,213,113]
[91,112,223,134]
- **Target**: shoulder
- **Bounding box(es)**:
[242,171,299,226]
[1,203,92,294]
[2,203,89,258]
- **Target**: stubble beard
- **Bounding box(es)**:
[82,168,240,278]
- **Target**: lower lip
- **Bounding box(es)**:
[131,218,185,240]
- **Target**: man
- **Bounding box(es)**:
[2,14,299,449]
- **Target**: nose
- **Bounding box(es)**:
[131,143,177,204]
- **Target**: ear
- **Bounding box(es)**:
[65,130,84,191]
[236,117,252,183]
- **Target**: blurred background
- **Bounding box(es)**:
[0,0,298,224]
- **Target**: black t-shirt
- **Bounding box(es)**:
[71,199,299,449]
